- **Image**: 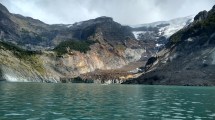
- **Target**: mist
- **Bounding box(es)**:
[1,0,215,25]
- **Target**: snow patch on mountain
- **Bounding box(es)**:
[132,31,146,40]
[159,16,194,37]
[131,16,194,51]
[132,15,194,39]
[132,15,194,28]
[67,24,73,28]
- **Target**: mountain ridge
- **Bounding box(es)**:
[0,4,137,50]
[0,3,210,84]
[0,3,146,83]
[124,5,215,86]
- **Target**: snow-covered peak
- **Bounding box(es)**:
[132,15,194,28]
[131,16,195,51]
[159,16,194,37]
[166,15,194,26]
[132,15,194,39]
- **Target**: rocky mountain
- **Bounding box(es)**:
[0,3,146,83]
[124,5,215,86]
[0,3,139,51]
[131,16,194,57]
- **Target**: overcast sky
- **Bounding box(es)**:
[1,0,215,25]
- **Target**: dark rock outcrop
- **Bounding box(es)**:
[144,56,157,71]
[0,3,9,13]
[194,10,208,22]
[70,16,136,48]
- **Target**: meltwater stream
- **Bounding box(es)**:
[0,83,215,120]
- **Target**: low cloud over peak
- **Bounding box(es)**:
[1,0,215,25]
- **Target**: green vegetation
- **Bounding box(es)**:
[0,41,45,74]
[169,30,184,44]
[0,41,36,57]
[115,44,126,51]
[23,55,45,74]
[54,40,96,55]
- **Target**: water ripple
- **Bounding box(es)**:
[0,83,215,119]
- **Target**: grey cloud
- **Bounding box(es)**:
[0,0,215,25]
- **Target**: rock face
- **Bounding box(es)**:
[0,3,146,82]
[0,5,138,51]
[0,42,48,82]
[194,10,208,21]
[70,16,137,47]
[124,5,215,86]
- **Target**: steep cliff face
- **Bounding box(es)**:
[40,16,145,82]
[0,3,146,82]
[40,44,145,81]
[0,40,145,82]
[0,41,50,82]
[124,5,215,86]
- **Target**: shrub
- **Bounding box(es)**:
[53,40,96,55]
[0,41,45,74]
[115,44,126,51]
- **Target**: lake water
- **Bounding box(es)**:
[0,83,215,120]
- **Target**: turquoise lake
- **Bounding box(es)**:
[0,83,215,120]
